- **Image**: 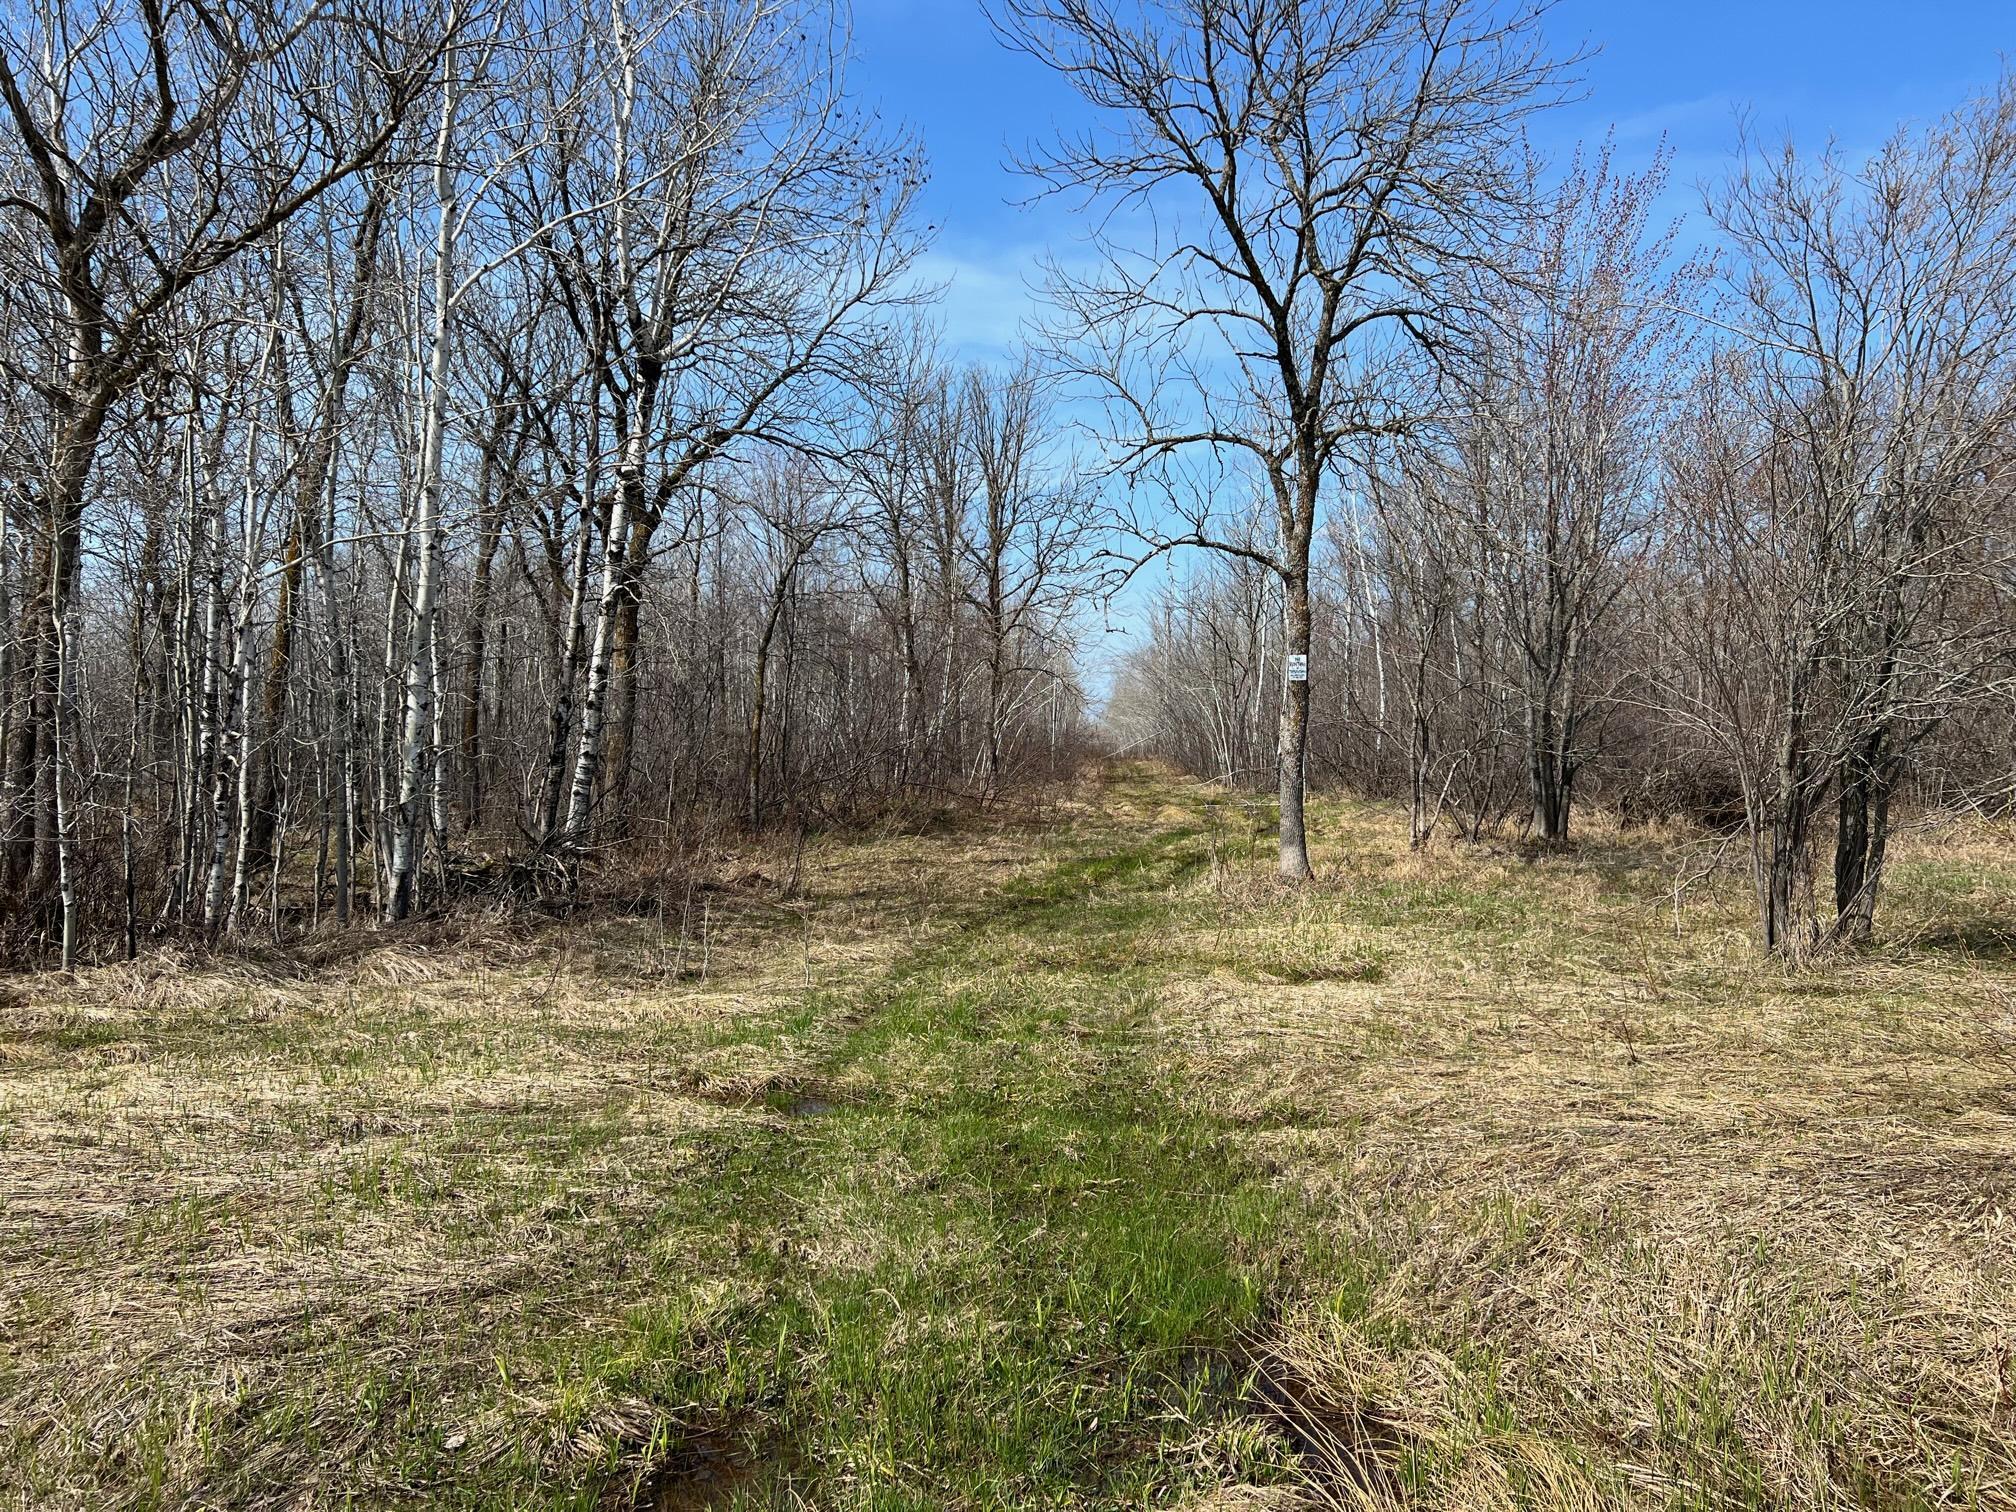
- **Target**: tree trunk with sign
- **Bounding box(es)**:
[1281,634,1310,876]
[999,0,1572,882]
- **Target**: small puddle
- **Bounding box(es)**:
[643,1436,756,1510]
[686,1077,847,1115]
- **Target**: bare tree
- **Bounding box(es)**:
[1454,141,1697,841]
[995,0,1574,877]
[959,360,1094,792]
[1360,455,1466,847]
[735,456,860,827]
[0,0,442,917]
[851,337,944,790]
[542,0,926,852]
[1664,81,2016,954]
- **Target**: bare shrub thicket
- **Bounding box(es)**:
[6,0,2016,965]
[1108,81,2016,955]
[0,0,1096,960]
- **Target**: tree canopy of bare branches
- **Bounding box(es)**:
[992,0,1579,877]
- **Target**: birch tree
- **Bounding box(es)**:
[0,0,442,919]
[549,0,926,850]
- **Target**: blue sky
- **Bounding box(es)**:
[841,1,2012,692]
[849,0,2013,361]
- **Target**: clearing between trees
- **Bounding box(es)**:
[2,762,2012,1510]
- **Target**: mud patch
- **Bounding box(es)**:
[601,1420,764,1511]
[683,1070,853,1119]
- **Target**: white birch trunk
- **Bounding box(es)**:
[559,14,642,848]
[561,439,638,843]
[51,604,75,969]
[539,436,600,843]
[387,64,462,921]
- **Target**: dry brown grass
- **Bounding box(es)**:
[1161,795,2016,1510]
[6,768,2013,1510]
[0,817,1047,1510]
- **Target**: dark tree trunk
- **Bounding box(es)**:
[603,541,647,817]
[1529,713,1572,843]
[243,513,306,869]
[5,385,114,905]
[1761,736,1823,960]
[457,445,506,831]
[895,555,925,788]
[1833,728,1895,945]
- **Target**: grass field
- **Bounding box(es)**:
[2,763,2013,1510]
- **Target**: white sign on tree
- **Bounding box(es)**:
[1286,654,1308,683]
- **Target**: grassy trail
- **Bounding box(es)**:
[5,761,2014,1510]
[2,764,1324,1510]
[611,769,1319,1508]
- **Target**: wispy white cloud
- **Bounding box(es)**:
[906,244,1047,362]
[1608,92,1740,144]
[904,227,1114,365]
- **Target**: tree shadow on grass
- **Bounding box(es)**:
[1897,918,2016,965]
